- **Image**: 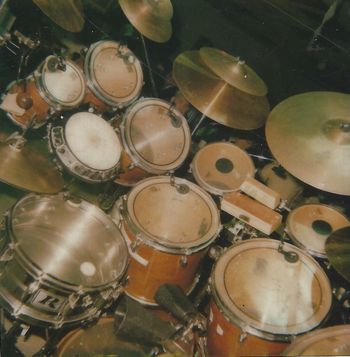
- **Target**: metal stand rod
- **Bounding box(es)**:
[191,113,206,137]
[140,33,158,97]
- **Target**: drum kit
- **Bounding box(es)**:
[0,0,350,356]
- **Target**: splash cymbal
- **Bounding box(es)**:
[172,51,270,130]
[266,92,350,195]
[199,47,267,96]
[33,0,84,32]
[119,0,172,43]
[325,227,350,283]
[0,137,64,194]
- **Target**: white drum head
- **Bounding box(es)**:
[287,204,350,258]
[65,112,121,170]
[85,41,143,106]
[192,142,255,195]
[41,56,85,107]
[122,98,191,173]
[125,176,220,251]
[212,239,332,339]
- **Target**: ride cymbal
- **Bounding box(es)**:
[325,227,350,283]
[173,51,270,130]
[119,0,172,43]
[199,47,268,96]
[33,0,85,32]
[266,92,350,195]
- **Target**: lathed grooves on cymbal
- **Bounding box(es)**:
[0,139,64,194]
[266,91,350,195]
[119,0,172,43]
[325,227,350,283]
[173,51,270,130]
[33,0,85,32]
[199,47,268,96]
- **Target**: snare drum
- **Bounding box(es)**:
[0,193,128,328]
[49,112,122,183]
[207,238,332,357]
[286,204,350,259]
[191,142,255,196]
[115,98,191,186]
[1,56,85,128]
[283,325,350,356]
[112,176,221,305]
[83,40,143,112]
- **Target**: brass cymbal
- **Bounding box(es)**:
[266,92,350,195]
[32,0,84,32]
[119,0,172,43]
[173,51,270,130]
[325,227,350,283]
[0,138,64,194]
[199,47,268,96]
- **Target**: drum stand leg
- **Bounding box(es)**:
[140,33,158,97]
[32,329,59,357]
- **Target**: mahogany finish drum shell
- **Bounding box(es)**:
[115,176,221,305]
[207,238,332,357]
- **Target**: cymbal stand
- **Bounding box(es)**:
[140,33,158,97]
[191,112,206,136]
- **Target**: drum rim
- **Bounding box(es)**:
[286,203,350,259]
[6,192,129,289]
[121,97,191,174]
[121,176,221,253]
[84,40,143,107]
[191,141,255,196]
[35,56,86,109]
[210,238,332,341]
[283,324,350,355]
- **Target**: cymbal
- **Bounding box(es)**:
[119,0,172,43]
[0,138,64,194]
[325,227,350,283]
[266,92,350,195]
[199,47,267,96]
[172,51,270,130]
[32,0,84,32]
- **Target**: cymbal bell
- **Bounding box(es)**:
[33,0,85,32]
[266,92,350,195]
[119,0,172,43]
[325,226,350,283]
[172,51,270,130]
[199,47,268,96]
[0,137,64,194]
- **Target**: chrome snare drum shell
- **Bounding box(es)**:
[0,193,128,328]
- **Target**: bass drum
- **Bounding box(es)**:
[83,40,143,112]
[0,193,128,328]
[113,176,221,305]
[115,98,191,186]
[207,238,332,357]
[283,325,350,356]
[1,56,86,128]
[56,317,150,357]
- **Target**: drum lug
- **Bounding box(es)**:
[239,330,248,343]
[180,255,188,268]
[127,162,136,170]
[68,293,80,309]
[130,237,141,252]
[82,294,93,307]
[208,245,224,260]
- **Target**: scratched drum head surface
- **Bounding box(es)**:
[122,98,191,174]
[211,238,332,339]
[65,112,122,171]
[125,176,220,251]
[40,56,86,107]
[84,40,143,106]
[287,204,350,259]
[191,141,255,195]
[283,325,350,356]
[9,193,128,288]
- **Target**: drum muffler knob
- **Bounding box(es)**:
[16,93,33,110]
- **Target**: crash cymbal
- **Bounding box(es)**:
[325,227,350,283]
[173,51,270,130]
[266,92,350,195]
[0,137,64,194]
[199,47,267,96]
[286,204,350,259]
[119,0,172,43]
[32,0,84,32]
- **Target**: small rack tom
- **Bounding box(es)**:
[207,238,332,357]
